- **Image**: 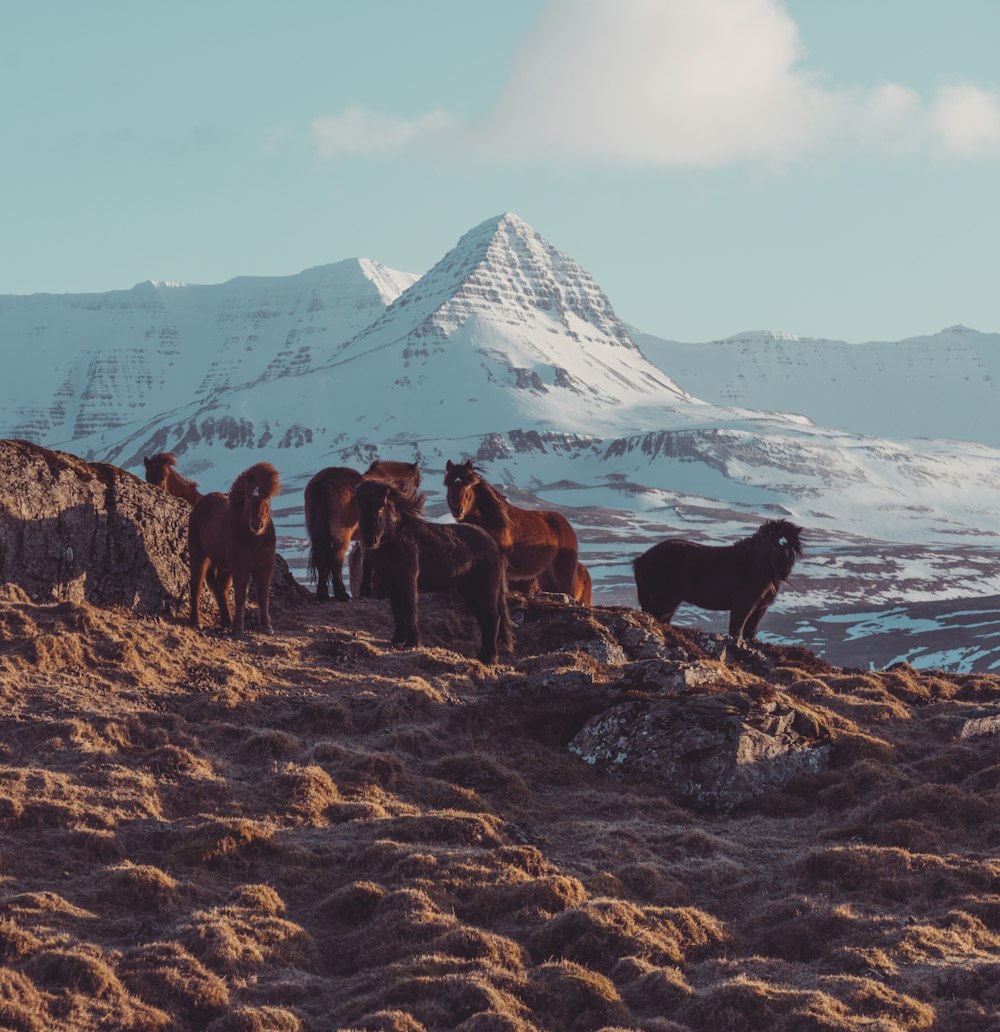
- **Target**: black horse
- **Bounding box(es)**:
[632,519,804,640]
[354,479,514,664]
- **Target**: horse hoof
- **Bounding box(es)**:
[260,625,275,636]
[334,594,351,603]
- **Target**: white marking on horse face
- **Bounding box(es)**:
[778,536,788,547]
[252,486,260,498]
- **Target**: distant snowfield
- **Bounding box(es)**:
[4,213,1000,670]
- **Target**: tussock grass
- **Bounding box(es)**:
[118,940,230,1023]
[4,589,1000,1028]
[204,1005,303,1031]
[0,967,49,1032]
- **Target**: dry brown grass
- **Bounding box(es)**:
[3,588,1000,1029]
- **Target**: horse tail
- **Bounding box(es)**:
[497,557,516,654]
[304,491,332,586]
[632,554,655,615]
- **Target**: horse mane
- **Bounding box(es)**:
[229,463,281,506]
[466,474,514,544]
[745,518,804,580]
[391,488,427,521]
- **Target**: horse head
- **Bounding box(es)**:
[355,479,398,550]
[143,453,175,491]
[367,458,421,493]
[230,463,281,537]
[444,459,481,522]
[751,519,804,581]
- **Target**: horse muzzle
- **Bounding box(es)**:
[449,505,465,522]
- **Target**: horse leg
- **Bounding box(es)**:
[331,531,351,602]
[208,568,233,629]
[549,549,579,596]
[254,561,275,635]
[313,541,331,602]
[459,580,500,664]
[741,587,777,640]
[359,551,375,598]
[189,554,210,629]
[388,584,419,647]
[741,604,768,641]
[231,573,250,638]
[401,576,420,648]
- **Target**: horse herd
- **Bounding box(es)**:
[143,452,804,664]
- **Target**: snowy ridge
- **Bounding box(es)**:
[0,259,418,442]
[634,324,1000,445]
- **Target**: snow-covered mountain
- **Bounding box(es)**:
[0,259,418,443]
[634,325,1000,446]
[5,212,1000,670]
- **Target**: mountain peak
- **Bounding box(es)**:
[322,213,691,433]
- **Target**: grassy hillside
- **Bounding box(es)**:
[2,584,999,1031]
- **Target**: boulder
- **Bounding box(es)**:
[0,439,306,619]
[569,692,832,811]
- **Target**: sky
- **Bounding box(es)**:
[2,0,1000,344]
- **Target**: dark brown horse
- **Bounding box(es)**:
[189,462,281,637]
[354,479,514,664]
[144,452,201,504]
[304,459,420,602]
[444,459,579,596]
[526,561,593,606]
[632,519,804,640]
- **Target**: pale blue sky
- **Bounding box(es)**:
[2,0,999,343]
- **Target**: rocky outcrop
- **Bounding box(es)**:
[0,440,306,618]
[570,692,833,812]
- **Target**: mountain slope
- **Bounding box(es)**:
[634,325,1000,446]
[0,259,418,443]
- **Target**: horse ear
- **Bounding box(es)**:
[446,460,454,472]
[464,459,475,470]
[143,456,150,470]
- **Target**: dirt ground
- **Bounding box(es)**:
[2,583,1000,1032]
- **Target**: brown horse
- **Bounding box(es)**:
[348,540,386,599]
[189,462,281,637]
[444,459,579,595]
[528,561,593,606]
[144,452,201,504]
[354,479,514,664]
[304,459,420,602]
[632,519,804,640]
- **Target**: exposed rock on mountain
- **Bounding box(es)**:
[0,259,418,443]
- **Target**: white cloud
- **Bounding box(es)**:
[310,0,1000,167]
[929,83,1000,158]
[311,106,458,157]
